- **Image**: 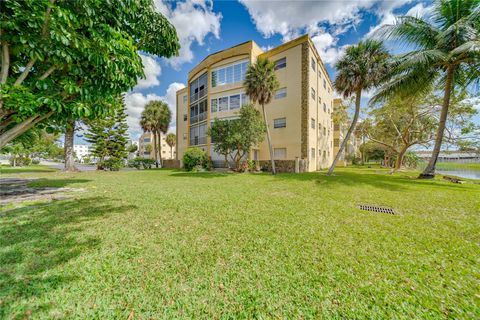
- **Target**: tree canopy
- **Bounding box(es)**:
[0,0,179,147]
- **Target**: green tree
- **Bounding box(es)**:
[373,0,480,178]
[244,58,279,174]
[84,97,129,170]
[0,0,179,148]
[365,94,437,171]
[327,40,390,175]
[128,143,138,154]
[140,100,172,167]
[166,133,176,159]
[208,104,266,171]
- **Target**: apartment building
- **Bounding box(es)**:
[333,98,361,165]
[73,144,91,162]
[138,132,176,160]
[176,34,334,172]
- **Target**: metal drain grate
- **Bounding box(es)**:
[358,204,395,215]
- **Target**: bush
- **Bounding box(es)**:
[128,157,155,170]
[183,148,208,171]
[9,156,31,166]
[101,157,124,171]
[31,159,41,165]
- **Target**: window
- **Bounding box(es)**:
[211,93,248,112]
[334,138,340,147]
[323,150,326,158]
[183,114,187,121]
[183,133,187,140]
[275,87,287,99]
[311,57,316,71]
[219,97,228,111]
[323,103,326,112]
[211,99,218,113]
[273,118,286,128]
[211,60,248,87]
[323,127,326,136]
[328,87,330,93]
[323,79,326,89]
[143,138,150,143]
[190,123,207,145]
[274,57,286,70]
[318,70,321,78]
[274,148,287,159]
[183,95,187,104]
[311,118,315,129]
[319,123,322,132]
[229,94,240,110]
[311,88,315,100]
[311,148,315,159]
[190,72,207,102]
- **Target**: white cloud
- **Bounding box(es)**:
[311,33,347,66]
[366,1,433,38]
[156,0,222,68]
[124,82,186,139]
[239,0,378,41]
[135,54,162,89]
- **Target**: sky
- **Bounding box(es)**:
[107,0,478,143]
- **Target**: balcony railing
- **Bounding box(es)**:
[190,112,207,124]
[190,88,207,103]
[189,136,207,146]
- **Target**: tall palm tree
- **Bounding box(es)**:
[141,100,172,167]
[140,107,157,164]
[327,40,390,176]
[166,133,176,158]
[244,57,279,174]
[373,0,480,179]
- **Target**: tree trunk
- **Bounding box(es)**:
[262,103,276,175]
[158,131,163,168]
[170,146,173,159]
[419,66,455,179]
[64,119,78,172]
[327,90,362,176]
[152,131,158,168]
[393,147,408,172]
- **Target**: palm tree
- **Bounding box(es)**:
[244,57,279,174]
[141,100,172,167]
[166,133,176,158]
[373,0,480,179]
[327,40,390,176]
[140,108,157,164]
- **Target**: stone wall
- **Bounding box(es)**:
[162,159,181,169]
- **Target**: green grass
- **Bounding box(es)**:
[1,167,479,319]
[428,162,480,171]
[0,164,58,174]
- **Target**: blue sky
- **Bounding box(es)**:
[120,0,477,141]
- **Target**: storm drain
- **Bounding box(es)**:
[358,204,395,215]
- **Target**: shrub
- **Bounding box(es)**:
[128,157,155,170]
[183,148,208,171]
[31,159,41,165]
[102,157,124,171]
[9,156,31,166]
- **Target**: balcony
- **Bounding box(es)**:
[190,88,207,103]
[190,112,207,124]
[189,136,207,146]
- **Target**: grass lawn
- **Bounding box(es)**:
[0,164,58,174]
[1,166,479,319]
[430,162,480,171]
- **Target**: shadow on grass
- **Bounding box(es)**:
[272,168,467,192]
[0,197,137,318]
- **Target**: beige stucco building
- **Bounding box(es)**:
[175,35,335,172]
[138,132,176,160]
